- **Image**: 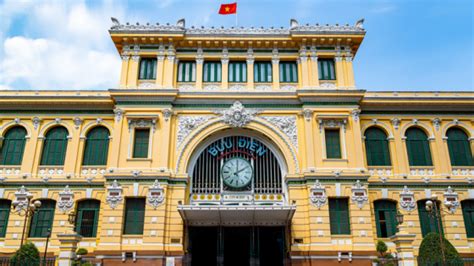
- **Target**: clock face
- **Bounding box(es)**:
[221,157,253,189]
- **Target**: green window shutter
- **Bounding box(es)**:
[329,198,350,235]
[462,200,474,237]
[325,129,342,159]
[374,200,397,238]
[75,200,100,237]
[138,58,157,80]
[177,61,196,82]
[447,128,473,166]
[279,62,298,83]
[133,129,150,158]
[40,127,68,166]
[365,127,391,166]
[123,198,146,235]
[203,62,222,82]
[0,126,27,165]
[254,62,272,83]
[0,200,11,237]
[417,200,443,237]
[29,200,55,238]
[318,59,336,80]
[228,62,247,83]
[82,127,110,166]
[405,128,433,166]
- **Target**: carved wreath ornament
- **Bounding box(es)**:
[215,101,260,128]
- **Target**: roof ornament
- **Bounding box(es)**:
[111,17,121,29]
[290,19,299,29]
[176,18,185,28]
[355,18,364,29]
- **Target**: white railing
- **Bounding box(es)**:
[368,167,393,177]
[409,167,435,176]
[38,166,64,176]
[0,166,21,176]
[451,167,474,176]
[80,166,107,176]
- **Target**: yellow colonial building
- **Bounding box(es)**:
[0,18,473,265]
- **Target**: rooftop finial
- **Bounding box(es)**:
[177,18,185,28]
[290,19,299,29]
[111,17,120,28]
[355,18,364,29]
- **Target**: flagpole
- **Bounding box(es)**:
[235,12,238,26]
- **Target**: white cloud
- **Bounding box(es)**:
[0,1,124,90]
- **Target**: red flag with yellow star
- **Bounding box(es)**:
[219,2,237,15]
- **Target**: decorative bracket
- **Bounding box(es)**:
[147,180,165,209]
[309,180,327,209]
[351,180,368,209]
[106,180,123,209]
[444,186,459,213]
[57,185,74,213]
[399,186,416,212]
[13,186,30,212]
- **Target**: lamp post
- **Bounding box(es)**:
[42,228,51,266]
[67,210,76,232]
[11,193,42,247]
[425,195,454,265]
[395,210,404,230]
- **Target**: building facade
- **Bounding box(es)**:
[0,18,473,265]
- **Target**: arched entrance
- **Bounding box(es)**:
[178,130,295,266]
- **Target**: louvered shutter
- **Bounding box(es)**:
[123,198,146,235]
[447,128,473,166]
[462,200,474,237]
[0,127,27,165]
[325,129,342,159]
[41,127,68,166]
[133,129,150,158]
[83,127,110,165]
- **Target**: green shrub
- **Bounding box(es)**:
[10,242,40,266]
[76,248,88,256]
[376,240,388,257]
[418,232,462,265]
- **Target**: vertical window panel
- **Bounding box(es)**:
[0,200,11,237]
[40,127,68,166]
[82,127,110,166]
[461,200,474,238]
[123,198,146,235]
[254,62,272,83]
[417,200,443,237]
[325,129,342,159]
[229,62,247,83]
[318,59,336,80]
[365,127,391,166]
[75,200,100,238]
[405,128,433,166]
[329,198,350,235]
[279,62,298,83]
[138,58,157,80]
[374,200,397,238]
[133,129,150,158]
[29,200,55,238]
[0,126,27,165]
[447,128,473,166]
[203,62,221,82]
[177,61,196,82]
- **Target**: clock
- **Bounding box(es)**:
[221,157,253,189]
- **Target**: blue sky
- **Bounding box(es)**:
[0,0,472,91]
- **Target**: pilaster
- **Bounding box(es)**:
[155,45,166,88]
[335,48,346,88]
[246,49,255,89]
[163,46,176,88]
[221,50,229,89]
[299,46,310,88]
[309,47,319,87]
[195,48,204,90]
[119,54,130,88]
[126,45,140,88]
[344,49,355,88]
[272,49,280,89]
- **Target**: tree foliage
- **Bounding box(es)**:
[11,242,40,266]
[418,232,462,265]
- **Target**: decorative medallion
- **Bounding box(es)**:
[128,118,157,132]
[351,180,368,209]
[106,180,123,209]
[147,180,165,209]
[162,109,173,122]
[302,109,313,121]
[391,118,401,130]
[310,180,327,208]
[114,108,124,122]
[13,186,30,212]
[399,186,416,212]
[215,101,260,128]
[57,185,74,213]
[443,186,459,213]
[261,116,298,151]
[32,117,41,130]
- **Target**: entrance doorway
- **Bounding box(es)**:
[188,226,286,266]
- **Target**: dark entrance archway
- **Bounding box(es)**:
[188,226,286,266]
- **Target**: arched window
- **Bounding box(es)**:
[374,200,397,237]
[365,127,391,166]
[29,199,55,238]
[82,127,110,166]
[40,127,68,166]
[447,128,473,166]
[0,199,11,237]
[0,126,27,165]
[75,200,100,237]
[405,128,432,166]
[461,200,474,238]
[417,200,443,237]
